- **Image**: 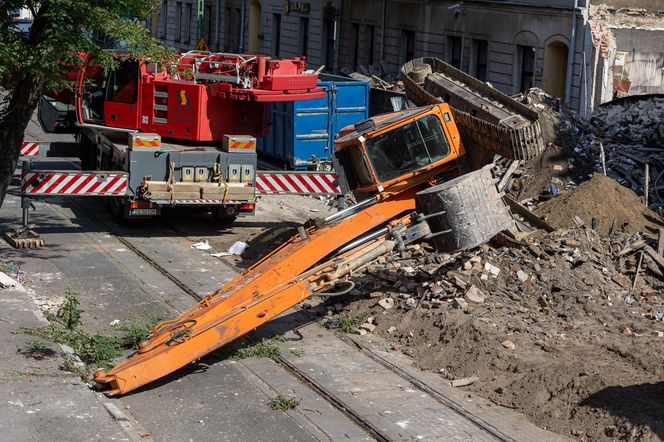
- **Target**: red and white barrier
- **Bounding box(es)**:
[256,172,340,195]
[21,171,127,196]
[171,199,245,204]
[20,142,40,157]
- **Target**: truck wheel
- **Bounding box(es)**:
[108,197,128,224]
[212,208,237,225]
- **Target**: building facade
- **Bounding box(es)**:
[152,0,664,115]
[152,0,342,69]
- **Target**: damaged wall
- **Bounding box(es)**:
[612,28,664,96]
[589,4,664,104]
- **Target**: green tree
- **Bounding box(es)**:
[0,1,173,208]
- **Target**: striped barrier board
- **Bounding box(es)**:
[20,142,40,157]
[150,199,248,205]
[256,172,340,195]
[21,171,128,196]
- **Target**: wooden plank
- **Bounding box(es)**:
[644,164,650,207]
[497,160,521,192]
[644,245,664,270]
[503,196,555,232]
[658,228,664,257]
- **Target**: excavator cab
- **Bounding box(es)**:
[333,104,465,197]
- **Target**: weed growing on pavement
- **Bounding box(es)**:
[290,348,305,357]
[269,394,299,410]
[338,313,366,333]
[15,293,159,381]
[231,336,285,360]
[44,291,81,330]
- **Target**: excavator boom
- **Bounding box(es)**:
[94,103,472,395]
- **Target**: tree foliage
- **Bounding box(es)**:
[0,0,174,208]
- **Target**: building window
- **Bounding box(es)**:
[175,2,182,42]
[400,30,415,65]
[273,14,282,57]
[184,3,192,44]
[204,5,212,40]
[299,17,309,57]
[351,23,360,69]
[159,1,168,39]
[471,39,488,81]
[447,36,462,69]
[224,7,231,51]
[365,25,375,66]
[323,19,336,70]
[518,45,536,92]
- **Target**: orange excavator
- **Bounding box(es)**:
[94,102,515,395]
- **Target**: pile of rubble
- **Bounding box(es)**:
[314,89,664,439]
[495,90,664,216]
[321,220,664,439]
[580,97,664,211]
[340,65,404,91]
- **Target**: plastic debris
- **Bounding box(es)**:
[210,241,249,257]
[191,240,212,250]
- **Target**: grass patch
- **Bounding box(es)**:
[15,293,160,381]
[338,313,366,333]
[290,348,305,357]
[230,336,286,360]
[269,394,299,410]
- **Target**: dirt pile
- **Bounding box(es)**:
[321,222,664,440]
[535,173,662,236]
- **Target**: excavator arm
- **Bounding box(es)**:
[94,193,418,395]
[94,103,500,396]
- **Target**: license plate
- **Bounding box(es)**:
[129,208,158,216]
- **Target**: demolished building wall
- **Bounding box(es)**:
[589,3,664,104]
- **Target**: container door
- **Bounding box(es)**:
[330,81,370,151]
[292,82,331,169]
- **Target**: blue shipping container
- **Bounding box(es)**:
[258,74,369,170]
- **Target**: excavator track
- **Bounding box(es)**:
[401,57,545,160]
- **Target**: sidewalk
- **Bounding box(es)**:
[0,286,141,441]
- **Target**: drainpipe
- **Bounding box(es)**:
[565,0,578,107]
[380,0,386,63]
[215,0,222,51]
[334,0,344,73]
[239,0,246,52]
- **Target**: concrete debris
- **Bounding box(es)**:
[359,322,377,333]
[484,262,501,277]
[464,285,486,304]
[0,271,20,289]
[516,270,530,283]
[501,340,516,351]
[452,298,469,312]
[450,376,479,387]
[378,297,395,310]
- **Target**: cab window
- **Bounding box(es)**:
[364,115,450,182]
